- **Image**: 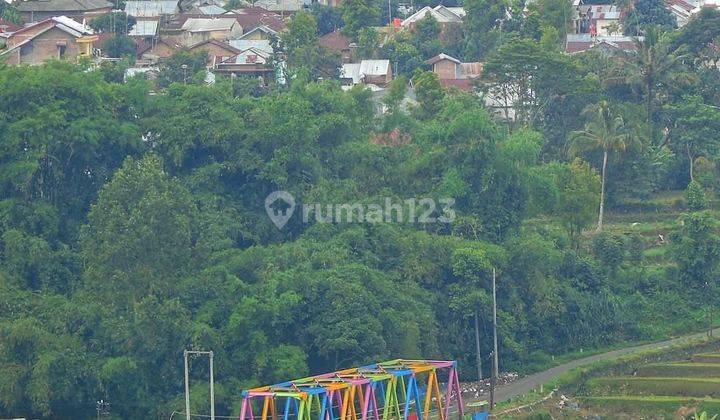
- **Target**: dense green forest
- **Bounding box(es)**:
[3,5,720,419]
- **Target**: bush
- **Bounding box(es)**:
[103,35,136,59]
[685,180,709,211]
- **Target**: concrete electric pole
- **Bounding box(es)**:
[184,350,215,420]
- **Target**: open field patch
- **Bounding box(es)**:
[692,353,720,363]
[636,362,720,378]
[587,377,720,398]
[580,396,720,416]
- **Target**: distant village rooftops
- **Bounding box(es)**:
[1,15,97,64]
[229,38,273,53]
[319,29,352,51]
[124,0,180,18]
[401,5,465,27]
[253,0,304,12]
[181,17,238,32]
[565,34,641,54]
[196,4,227,14]
[129,19,159,37]
[15,0,112,13]
[426,53,482,91]
[426,53,461,66]
[341,59,392,88]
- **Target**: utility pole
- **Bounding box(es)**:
[209,351,215,420]
[492,268,499,381]
[184,350,191,420]
[388,0,392,25]
[184,350,216,420]
[474,309,482,381]
[488,351,495,411]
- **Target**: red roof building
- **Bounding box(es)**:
[0,18,21,34]
[319,29,354,63]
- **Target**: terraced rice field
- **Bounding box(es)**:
[580,350,720,417]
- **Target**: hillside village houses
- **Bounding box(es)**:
[15,0,112,22]
[1,15,97,64]
[0,0,718,96]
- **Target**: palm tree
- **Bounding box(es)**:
[569,101,633,231]
[627,27,688,143]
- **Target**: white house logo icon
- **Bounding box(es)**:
[265,191,295,229]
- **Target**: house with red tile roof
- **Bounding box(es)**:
[319,29,354,63]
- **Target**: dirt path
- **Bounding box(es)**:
[475,327,720,404]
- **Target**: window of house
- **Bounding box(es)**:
[57,42,67,59]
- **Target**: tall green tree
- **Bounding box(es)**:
[102,35,137,59]
[283,12,340,78]
[80,155,198,305]
[626,27,688,143]
[671,211,720,289]
[90,11,137,34]
[412,71,445,119]
[672,8,720,58]
[463,0,508,59]
[310,3,344,35]
[555,160,601,247]
[623,0,676,35]
[569,101,633,231]
[0,2,22,24]
[341,0,379,38]
[664,95,720,181]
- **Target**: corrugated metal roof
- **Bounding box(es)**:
[181,17,236,32]
[198,4,226,14]
[341,63,361,83]
[565,34,642,54]
[228,38,272,53]
[252,0,302,12]
[16,0,111,12]
[426,53,461,65]
[402,5,464,26]
[52,15,94,35]
[238,24,276,38]
[359,60,389,77]
[129,19,158,36]
[220,47,271,64]
[125,0,178,17]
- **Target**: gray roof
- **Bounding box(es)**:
[129,19,158,36]
[228,38,272,53]
[124,0,178,17]
[359,60,390,77]
[251,0,302,12]
[16,0,112,12]
[198,4,225,14]
[181,17,236,32]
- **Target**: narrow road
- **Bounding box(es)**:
[475,327,720,404]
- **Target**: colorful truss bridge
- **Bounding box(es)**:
[239,359,464,420]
